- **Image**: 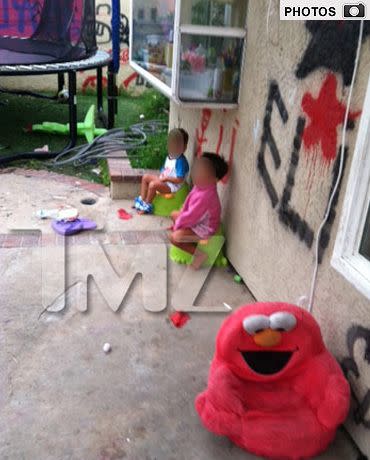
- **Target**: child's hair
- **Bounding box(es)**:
[202,152,229,180]
[179,128,189,148]
[168,128,186,149]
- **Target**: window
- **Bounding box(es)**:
[151,7,158,22]
[131,0,176,94]
[178,33,243,104]
[130,0,247,107]
[138,8,145,21]
[332,74,370,299]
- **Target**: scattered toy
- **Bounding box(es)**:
[34,145,49,152]
[117,208,133,220]
[57,89,69,102]
[51,218,97,236]
[37,207,78,221]
[234,275,242,284]
[169,311,190,328]
[28,105,107,143]
[103,343,111,353]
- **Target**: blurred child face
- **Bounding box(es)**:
[191,158,217,187]
[168,137,184,158]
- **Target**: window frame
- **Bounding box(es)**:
[129,0,247,108]
[332,74,370,300]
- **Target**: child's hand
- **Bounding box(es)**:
[160,176,168,182]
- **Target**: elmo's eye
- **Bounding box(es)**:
[269,312,297,332]
[242,315,270,335]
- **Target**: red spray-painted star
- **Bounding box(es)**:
[301,73,361,164]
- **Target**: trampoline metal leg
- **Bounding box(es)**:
[57,72,65,93]
[68,71,78,148]
[97,66,103,113]
[107,69,116,130]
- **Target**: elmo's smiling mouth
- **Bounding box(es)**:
[240,351,294,375]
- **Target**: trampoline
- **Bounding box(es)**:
[0,0,119,164]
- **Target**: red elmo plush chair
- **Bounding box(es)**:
[195,302,350,460]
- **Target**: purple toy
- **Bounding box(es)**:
[51,218,97,236]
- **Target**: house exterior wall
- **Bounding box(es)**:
[0,0,143,93]
[170,1,370,454]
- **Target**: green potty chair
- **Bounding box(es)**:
[153,182,190,217]
[170,225,228,268]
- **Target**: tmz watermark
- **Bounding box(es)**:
[280,0,367,20]
[8,229,230,314]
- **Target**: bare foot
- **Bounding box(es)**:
[190,250,208,270]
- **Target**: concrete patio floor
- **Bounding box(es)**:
[0,171,358,460]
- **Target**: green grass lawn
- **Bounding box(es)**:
[0,88,169,185]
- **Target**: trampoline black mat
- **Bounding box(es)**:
[0,37,88,65]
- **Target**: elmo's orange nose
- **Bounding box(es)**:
[253,329,282,347]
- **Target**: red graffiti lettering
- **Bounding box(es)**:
[216,125,224,155]
[123,72,138,88]
[195,108,212,157]
[121,48,129,65]
[82,76,108,94]
[194,109,238,184]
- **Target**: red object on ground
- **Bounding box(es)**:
[170,311,190,328]
[117,208,133,220]
[195,302,350,460]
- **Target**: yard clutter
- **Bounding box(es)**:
[36,203,97,236]
[28,105,107,144]
[37,206,78,221]
[51,218,97,236]
[117,208,133,220]
[195,302,350,460]
[169,311,190,329]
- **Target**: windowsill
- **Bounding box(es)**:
[331,253,370,300]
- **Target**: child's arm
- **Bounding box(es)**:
[174,194,207,230]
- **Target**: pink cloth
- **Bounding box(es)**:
[174,184,221,239]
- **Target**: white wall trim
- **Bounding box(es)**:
[331,73,370,300]
[129,61,172,98]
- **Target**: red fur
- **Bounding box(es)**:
[195,303,350,460]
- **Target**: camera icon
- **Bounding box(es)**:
[343,3,366,18]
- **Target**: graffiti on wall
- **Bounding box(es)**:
[296,21,370,86]
[81,2,145,93]
[195,108,239,185]
[301,73,360,165]
[257,82,288,208]
[342,326,370,428]
[257,78,353,262]
[95,3,112,45]
[256,19,369,261]
[95,3,129,46]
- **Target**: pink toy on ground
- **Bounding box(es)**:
[195,302,350,460]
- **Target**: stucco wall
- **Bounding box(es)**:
[0,0,144,93]
[170,1,370,454]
